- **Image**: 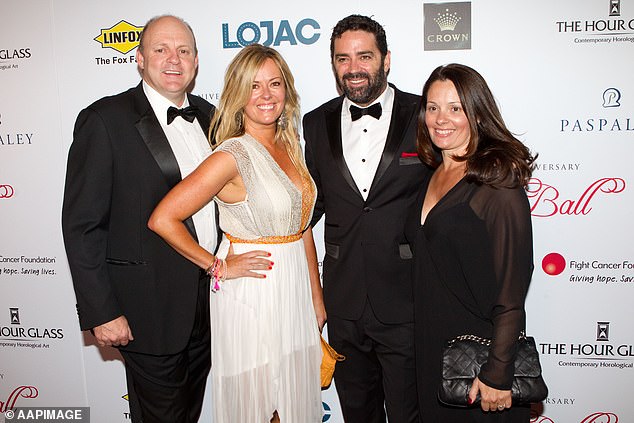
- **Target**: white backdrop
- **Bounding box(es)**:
[1,0,633,422]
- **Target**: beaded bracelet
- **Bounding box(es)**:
[205,257,225,292]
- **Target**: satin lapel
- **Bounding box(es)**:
[133,88,197,240]
[325,101,363,199]
[136,111,182,189]
[368,91,416,193]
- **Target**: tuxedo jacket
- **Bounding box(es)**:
[303,85,429,324]
[62,83,216,355]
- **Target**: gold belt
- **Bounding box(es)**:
[225,232,303,244]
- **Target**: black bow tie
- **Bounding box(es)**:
[349,103,382,121]
[167,105,198,124]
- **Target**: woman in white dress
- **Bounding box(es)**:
[149,44,325,422]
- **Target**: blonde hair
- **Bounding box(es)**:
[210,44,309,179]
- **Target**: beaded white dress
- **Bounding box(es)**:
[210,134,322,422]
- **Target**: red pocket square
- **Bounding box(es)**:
[401,152,418,158]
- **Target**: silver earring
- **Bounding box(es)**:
[277,112,288,130]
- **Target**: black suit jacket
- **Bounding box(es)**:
[62,83,216,355]
[303,85,429,324]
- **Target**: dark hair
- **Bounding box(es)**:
[417,63,536,188]
[138,15,198,55]
[330,15,388,60]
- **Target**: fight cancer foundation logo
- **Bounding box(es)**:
[540,252,634,285]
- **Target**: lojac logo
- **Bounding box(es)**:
[423,2,471,51]
[560,88,633,133]
[527,177,626,217]
[94,20,144,54]
[222,19,320,49]
[0,386,39,413]
[0,184,14,199]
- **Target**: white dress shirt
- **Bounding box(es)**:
[143,81,218,253]
[341,86,394,200]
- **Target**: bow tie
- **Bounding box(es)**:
[167,105,198,124]
[349,103,382,121]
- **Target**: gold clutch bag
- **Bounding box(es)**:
[320,335,345,388]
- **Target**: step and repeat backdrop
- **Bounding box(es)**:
[1,0,632,422]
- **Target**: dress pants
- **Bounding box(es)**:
[328,300,419,423]
[121,276,211,423]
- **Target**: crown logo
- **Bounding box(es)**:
[434,9,461,31]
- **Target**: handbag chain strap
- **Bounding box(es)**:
[447,330,527,348]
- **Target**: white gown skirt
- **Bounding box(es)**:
[210,236,322,422]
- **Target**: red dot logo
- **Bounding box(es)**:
[542,253,566,276]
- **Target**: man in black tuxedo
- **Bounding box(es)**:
[303,15,428,423]
[62,15,216,423]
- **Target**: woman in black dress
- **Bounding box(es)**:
[407,64,536,422]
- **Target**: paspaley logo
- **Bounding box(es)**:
[222,18,320,49]
[94,20,143,54]
[560,88,632,132]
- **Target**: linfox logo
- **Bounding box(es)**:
[0,184,14,199]
[94,20,143,54]
[222,18,320,48]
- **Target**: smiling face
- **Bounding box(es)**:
[136,16,198,106]
[424,79,471,158]
[243,58,286,133]
[332,30,390,106]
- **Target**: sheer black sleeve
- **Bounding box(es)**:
[470,185,534,390]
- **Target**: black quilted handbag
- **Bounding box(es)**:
[438,332,548,406]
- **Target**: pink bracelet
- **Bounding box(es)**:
[205,257,224,292]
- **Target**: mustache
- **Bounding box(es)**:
[342,72,370,81]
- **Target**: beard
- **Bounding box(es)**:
[337,65,388,106]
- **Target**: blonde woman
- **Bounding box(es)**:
[149,44,325,422]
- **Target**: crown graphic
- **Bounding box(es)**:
[434,9,461,31]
